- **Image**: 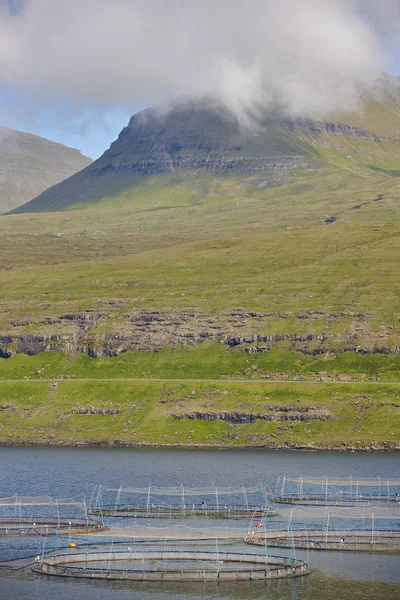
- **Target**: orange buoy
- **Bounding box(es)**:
[256,522,263,528]
[68,542,76,549]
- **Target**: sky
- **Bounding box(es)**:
[0,0,399,159]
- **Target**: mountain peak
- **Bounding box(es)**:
[8,83,400,214]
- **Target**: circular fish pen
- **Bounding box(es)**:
[0,496,105,536]
[33,548,309,582]
[89,485,277,519]
[0,518,105,536]
[246,529,400,553]
[273,476,400,507]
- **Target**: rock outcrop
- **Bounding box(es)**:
[0,308,398,358]
[172,407,334,423]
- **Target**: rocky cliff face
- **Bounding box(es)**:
[94,103,400,177]
[92,103,311,176]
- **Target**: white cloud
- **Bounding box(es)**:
[0,0,398,123]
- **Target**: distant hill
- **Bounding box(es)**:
[8,78,400,214]
[0,127,92,213]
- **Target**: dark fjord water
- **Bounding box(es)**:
[0,447,399,600]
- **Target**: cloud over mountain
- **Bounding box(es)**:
[0,0,399,123]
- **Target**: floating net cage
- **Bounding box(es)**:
[33,539,309,582]
[245,504,400,554]
[273,476,400,506]
[260,504,400,539]
[246,528,400,554]
[89,485,277,519]
[0,496,105,536]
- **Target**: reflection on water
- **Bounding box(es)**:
[0,570,399,600]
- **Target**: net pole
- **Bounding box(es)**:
[98,487,104,523]
[262,484,267,508]
[14,496,19,531]
[281,476,286,498]
[56,499,60,529]
[291,532,297,562]
[324,508,329,544]
[287,508,294,536]
[181,484,185,514]
[35,515,43,559]
[55,521,60,561]
[275,476,281,500]
[96,485,102,513]
[83,497,89,530]
[108,535,115,573]
[163,536,167,573]
[243,486,249,511]
[115,486,122,512]
[89,485,97,509]
[371,513,375,546]
[85,531,89,567]
[215,535,220,575]
[64,524,71,569]
[306,526,310,565]
[147,486,151,510]
[18,497,22,532]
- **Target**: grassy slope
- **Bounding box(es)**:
[0,220,399,342]
[0,380,398,449]
[2,346,400,382]
[0,101,400,448]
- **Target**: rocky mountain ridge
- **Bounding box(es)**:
[12,93,400,214]
[93,104,313,176]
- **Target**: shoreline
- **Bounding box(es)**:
[0,439,398,452]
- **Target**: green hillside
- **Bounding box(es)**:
[1,94,399,449]
[0,380,398,451]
